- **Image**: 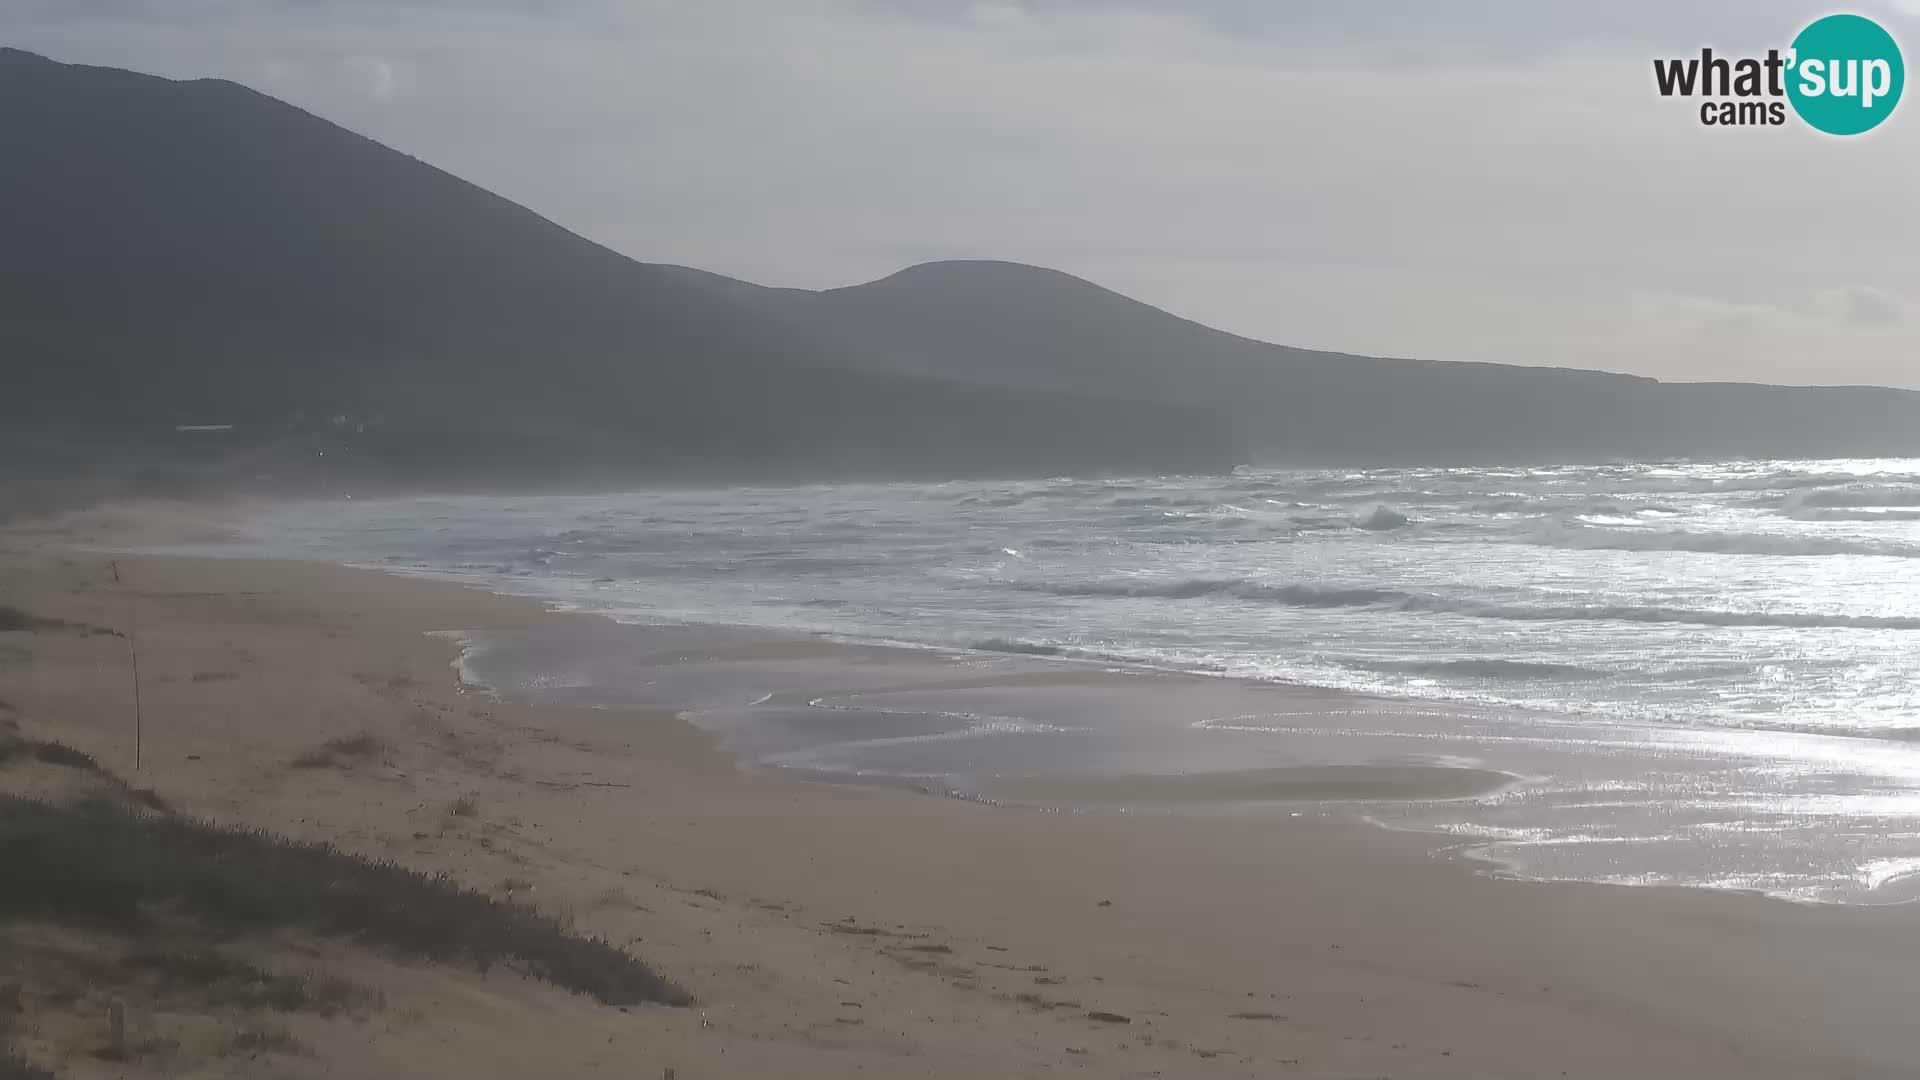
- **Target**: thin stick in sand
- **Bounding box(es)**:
[128,631,142,772]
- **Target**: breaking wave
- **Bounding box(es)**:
[1354,505,1411,531]
[969,637,1066,656]
[1017,578,1403,606]
[1639,471,1920,495]
[1785,507,1920,522]
[964,637,1229,672]
[1340,657,1604,680]
[1789,484,1920,508]
[1014,577,1920,629]
[1528,522,1920,558]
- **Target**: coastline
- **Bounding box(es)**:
[5,515,1920,1076]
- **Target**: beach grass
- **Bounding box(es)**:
[0,793,688,1008]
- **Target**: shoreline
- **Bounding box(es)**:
[6,518,1920,1075]
[433,610,1534,811]
[95,493,1920,906]
[429,599,1920,907]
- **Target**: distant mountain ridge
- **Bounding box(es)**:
[0,47,1235,486]
[686,259,1920,464]
[5,45,1920,494]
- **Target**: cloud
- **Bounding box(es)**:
[1815,286,1907,329]
[1629,292,1813,335]
[1631,287,1909,337]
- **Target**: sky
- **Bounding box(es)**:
[6,0,1919,386]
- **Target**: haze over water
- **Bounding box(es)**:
[192,459,1920,903]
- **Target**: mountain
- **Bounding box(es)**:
[0,47,1238,490]
[5,46,1920,500]
[682,259,1920,464]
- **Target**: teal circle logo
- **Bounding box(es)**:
[1786,14,1904,135]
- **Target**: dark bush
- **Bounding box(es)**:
[29,744,96,770]
[0,607,117,638]
[0,608,62,633]
[0,737,98,772]
[0,797,686,1008]
[289,733,386,770]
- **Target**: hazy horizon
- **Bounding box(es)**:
[7,1,1919,389]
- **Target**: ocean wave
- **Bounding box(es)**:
[1785,507,1920,522]
[1014,577,1920,629]
[1340,657,1604,680]
[970,637,1066,656]
[956,492,1038,507]
[1286,514,1352,530]
[1017,578,1404,606]
[1468,498,1667,518]
[1106,494,1215,509]
[1528,522,1919,558]
[1789,484,1920,508]
[964,636,1228,671]
[1354,505,1411,531]
[1637,471,1920,495]
[1417,601,1920,630]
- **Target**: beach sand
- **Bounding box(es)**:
[4,511,1920,1077]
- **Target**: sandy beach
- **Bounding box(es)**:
[5,512,1920,1078]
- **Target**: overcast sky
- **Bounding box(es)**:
[7,1,1919,386]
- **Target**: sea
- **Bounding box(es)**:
[167,459,1920,904]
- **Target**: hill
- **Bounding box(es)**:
[751,260,1920,464]
[0,48,1238,492]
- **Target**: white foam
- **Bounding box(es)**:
[424,629,500,699]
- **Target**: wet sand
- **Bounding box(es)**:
[982,764,1516,804]
[5,511,1920,1077]
[441,614,1529,806]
